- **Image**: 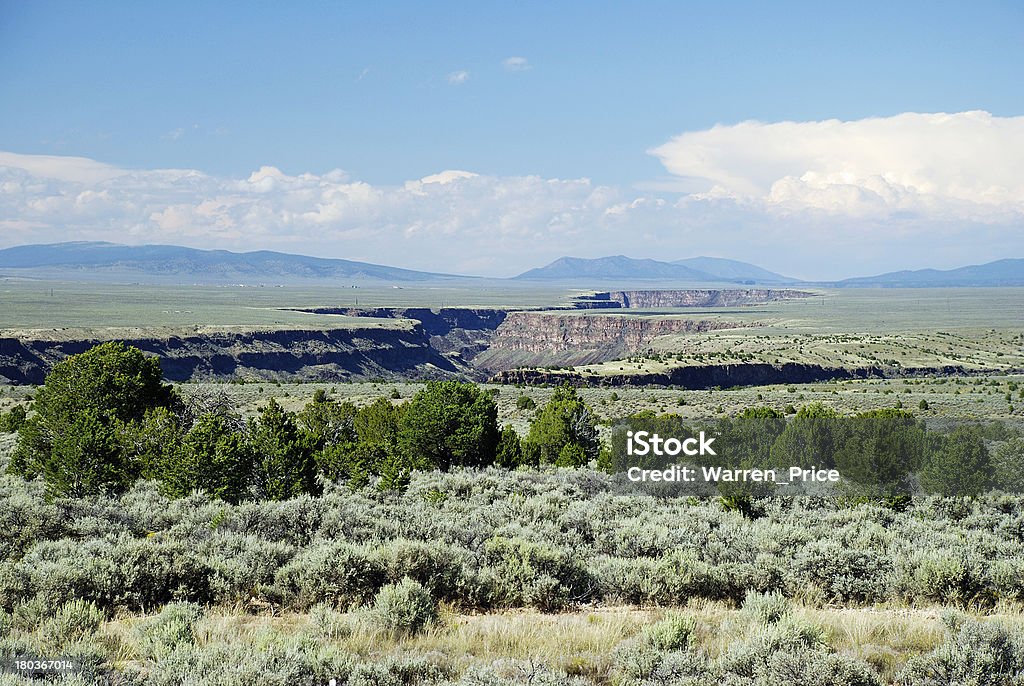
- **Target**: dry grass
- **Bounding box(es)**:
[97,602,1024,682]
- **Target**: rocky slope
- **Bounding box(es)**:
[491,363,982,388]
[0,325,464,385]
[572,289,814,308]
[473,313,750,370]
[0,290,832,385]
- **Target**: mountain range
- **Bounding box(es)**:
[1,242,1022,287]
[0,242,462,282]
[512,255,795,283]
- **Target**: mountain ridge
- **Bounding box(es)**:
[1,242,1022,287]
[0,241,468,282]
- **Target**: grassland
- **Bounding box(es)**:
[79,602,1024,685]
[0,279,578,330]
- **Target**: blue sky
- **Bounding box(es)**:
[1,1,1023,277]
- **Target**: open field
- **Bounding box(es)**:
[0,279,579,330]
[4,602,1017,685]
[2,462,1023,685]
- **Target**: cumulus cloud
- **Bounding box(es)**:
[502,56,530,72]
[1,112,1022,278]
[0,153,638,275]
[649,111,1024,221]
[447,70,469,85]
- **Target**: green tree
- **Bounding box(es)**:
[127,406,183,478]
[0,405,27,433]
[993,437,1024,493]
[516,395,536,411]
[249,399,318,500]
[524,384,599,467]
[10,342,175,496]
[43,409,129,498]
[298,391,359,451]
[721,406,786,469]
[920,426,993,497]
[155,413,253,503]
[770,402,842,470]
[398,381,499,470]
[495,425,525,468]
[355,397,405,447]
[834,409,925,503]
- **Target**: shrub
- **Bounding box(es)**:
[792,541,892,602]
[367,578,438,636]
[642,612,695,650]
[896,550,988,605]
[483,536,593,610]
[274,541,383,609]
[136,602,203,659]
[373,539,468,603]
[42,598,104,641]
[648,550,733,603]
[515,395,536,411]
[741,589,791,625]
[897,618,1024,686]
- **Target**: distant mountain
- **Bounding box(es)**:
[0,242,470,283]
[514,256,721,281]
[835,259,1024,287]
[673,256,797,283]
[513,255,794,283]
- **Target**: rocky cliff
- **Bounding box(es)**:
[491,363,979,388]
[573,289,815,308]
[471,312,751,370]
[0,325,465,385]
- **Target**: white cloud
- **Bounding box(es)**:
[447,70,469,85]
[0,151,125,184]
[502,56,530,72]
[1,112,1022,279]
[648,111,1024,221]
[416,170,478,186]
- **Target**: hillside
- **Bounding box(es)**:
[514,255,717,281]
[836,258,1024,287]
[673,256,797,283]
[0,242,470,283]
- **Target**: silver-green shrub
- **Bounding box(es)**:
[368,577,439,636]
[897,618,1024,686]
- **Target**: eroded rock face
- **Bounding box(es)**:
[574,289,815,308]
[471,312,750,371]
[490,363,977,388]
[0,290,812,384]
[0,326,463,384]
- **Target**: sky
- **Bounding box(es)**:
[1,0,1022,279]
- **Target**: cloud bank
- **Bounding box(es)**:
[1,112,1021,278]
[649,111,1024,221]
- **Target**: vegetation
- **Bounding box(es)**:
[3,341,1024,684]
